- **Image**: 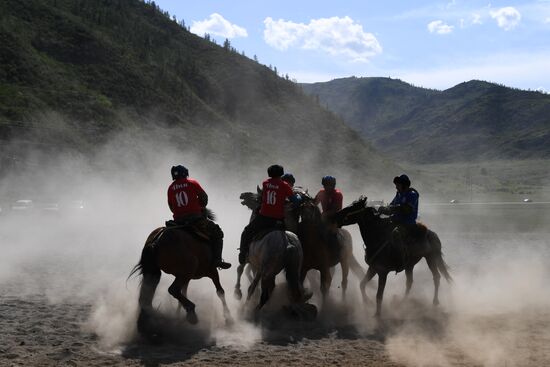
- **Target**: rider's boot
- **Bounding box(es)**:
[212,238,231,269]
[392,227,408,271]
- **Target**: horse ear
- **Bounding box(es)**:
[257,185,261,194]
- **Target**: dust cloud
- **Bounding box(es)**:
[1,126,550,365]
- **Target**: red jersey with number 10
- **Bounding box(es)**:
[259,177,294,219]
[167,178,205,220]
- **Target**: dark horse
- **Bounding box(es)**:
[336,196,452,317]
[297,194,365,302]
[130,218,232,333]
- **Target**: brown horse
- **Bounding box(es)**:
[130,225,232,334]
[336,196,452,317]
[297,195,365,302]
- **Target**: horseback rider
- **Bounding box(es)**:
[314,175,343,222]
[378,174,419,267]
[281,173,295,188]
[238,164,301,265]
[314,175,343,253]
[167,165,231,269]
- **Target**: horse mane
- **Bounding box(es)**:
[204,208,216,221]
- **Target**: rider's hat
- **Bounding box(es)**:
[393,174,411,187]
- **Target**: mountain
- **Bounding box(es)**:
[302,77,550,163]
[0,0,397,189]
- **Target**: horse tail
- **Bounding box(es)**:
[129,229,163,279]
[339,228,365,279]
[130,230,163,318]
[129,241,160,279]
[284,232,304,303]
[348,252,366,280]
[427,230,453,283]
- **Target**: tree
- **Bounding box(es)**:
[223,38,231,50]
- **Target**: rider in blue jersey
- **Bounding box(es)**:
[378,174,420,268]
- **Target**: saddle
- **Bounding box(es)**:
[165,219,211,241]
[251,221,285,242]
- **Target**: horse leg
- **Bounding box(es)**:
[360,266,376,303]
[137,269,161,335]
[247,271,261,302]
[320,266,333,304]
[234,263,245,300]
[259,275,276,310]
[340,259,349,302]
[404,267,413,298]
[138,271,161,311]
[211,269,233,325]
[426,256,441,306]
[375,272,388,318]
[245,263,254,283]
[168,276,198,324]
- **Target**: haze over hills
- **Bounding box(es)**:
[0,0,398,192]
[302,77,550,163]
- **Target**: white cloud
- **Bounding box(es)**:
[545,17,550,23]
[263,16,382,62]
[490,7,521,30]
[190,13,248,39]
[460,13,483,28]
[427,20,454,34]
[472,13,483,24]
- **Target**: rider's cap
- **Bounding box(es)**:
[267,164,284,178]
[393,174,411,187]
[321,175,336,186]
[281,173,295,185]
[171,165,189,180]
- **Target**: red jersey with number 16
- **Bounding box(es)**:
[167,178,205,220]
[259,177,294,219]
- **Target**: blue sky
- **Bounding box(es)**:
[154,0,550,91]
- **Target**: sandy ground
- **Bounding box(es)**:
[2,286,550,366]
[2,205,550,366]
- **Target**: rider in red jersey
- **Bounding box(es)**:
[314,175,343,220]
[168,165,231,269]
[314,175,343,254]
[238,165,300,265]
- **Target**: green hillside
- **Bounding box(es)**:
[0,0,397,188]
[302,77,550,163]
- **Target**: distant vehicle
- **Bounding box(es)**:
[36,202,60,213]
[450,199,459,204]
[523,198,532,203]
[11,199,34,211]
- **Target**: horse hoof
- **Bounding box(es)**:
[234,288,243,300]
[433,299,440,306]
[187,312,199,324]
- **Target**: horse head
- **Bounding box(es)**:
[296,193,321,224]
[240,191,260,211]
[335,195,368,226]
